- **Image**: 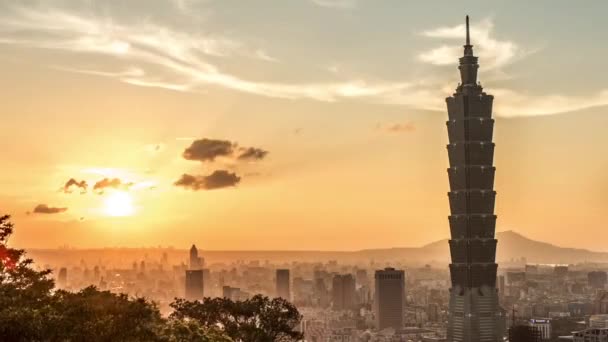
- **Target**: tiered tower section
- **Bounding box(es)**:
[446,16,500,342]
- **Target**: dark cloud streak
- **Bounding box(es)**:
[93,178,133,193]
[63,178,87,193]
[182,139,234,162]
[174,170,241,190]
[237,147,268,161]
[33,204,68,214]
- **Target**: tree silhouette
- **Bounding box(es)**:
[170,295,304,342]
[0,215,233,341]
[0,214,303,341]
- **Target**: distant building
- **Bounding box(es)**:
[554,266,569,278]
[276,269,291,300]
[374,267,405,330]
[331,274,356,311]
[185,270,204,300]
[529,318,551,340]
[356,269,369,287]
[202,268,211,297]
[590,315,608,329]
[314,277,330,308]
[223,286,249,301]
[595,291,608,314]
[509,324,542,342]
[223,285,235,299]
[498,275,506,298]
[589,272,608,289]
[189,244,204,270]
[526,265,539,274]
[57,267,68,288]
[427,303,440,322]
[573,328,608,342]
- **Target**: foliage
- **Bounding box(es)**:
[47,287,163,342]
[171,295,304,342]
[0,214,55,341]
[158,319,233,342]
[0,214,301,341]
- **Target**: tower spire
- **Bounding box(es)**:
[463,15,474,56]
[466,15,470,46]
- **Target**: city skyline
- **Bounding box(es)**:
[2,1,608,251]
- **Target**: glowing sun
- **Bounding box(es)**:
[103,191,134,217]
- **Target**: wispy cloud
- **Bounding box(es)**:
[310,0,357,9]
[0,5,426,106]
[492,88,608,117]
[418,18,527,71]
[0,5,606,117]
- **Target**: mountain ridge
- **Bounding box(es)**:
[26,230,608,264]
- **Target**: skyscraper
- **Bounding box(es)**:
[374,268,405,330]
[189,244,204,270]
[57,267,68,289]
[446,16,500,342]
[331,274,356,311]
[185,270,204,300]
[276,269,291,300]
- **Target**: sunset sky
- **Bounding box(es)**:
[1,0,607,251]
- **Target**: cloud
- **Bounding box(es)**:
[0,5,429,109]
[237,147,269,161]
[418,18,525,71]
[174,170,241,190]
[1,4,606,118]
[182,138,269,162]
[183,139,235,162]
[492,88,608,117]
[63,178,87,193]
[311,0,357,9]
[93,178,133,193]
[254,49,278,62]
[33,204,68,214]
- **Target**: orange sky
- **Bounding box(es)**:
[1,1,607,250]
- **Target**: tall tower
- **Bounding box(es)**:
[189,244,203,270]
[446,16,500,342]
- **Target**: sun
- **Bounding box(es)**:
[103,191,134,217]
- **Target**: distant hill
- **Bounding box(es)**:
[355,230,608,264]
[26,231,608,266]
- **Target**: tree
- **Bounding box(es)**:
[0,214,56,341]
[0,214,234,342]
[47,287,164,342]
[170,295,304,342]
[158,319,233,342]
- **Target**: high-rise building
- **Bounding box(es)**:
[57,267,68,288]
[446,16,501,342]
[202,268,211,297]
[374,267,405,330]
[356,269,369,287]
[185,269,204,300]
[189,244,204,270]
[331,274,356,311]
[276,269,291,300]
